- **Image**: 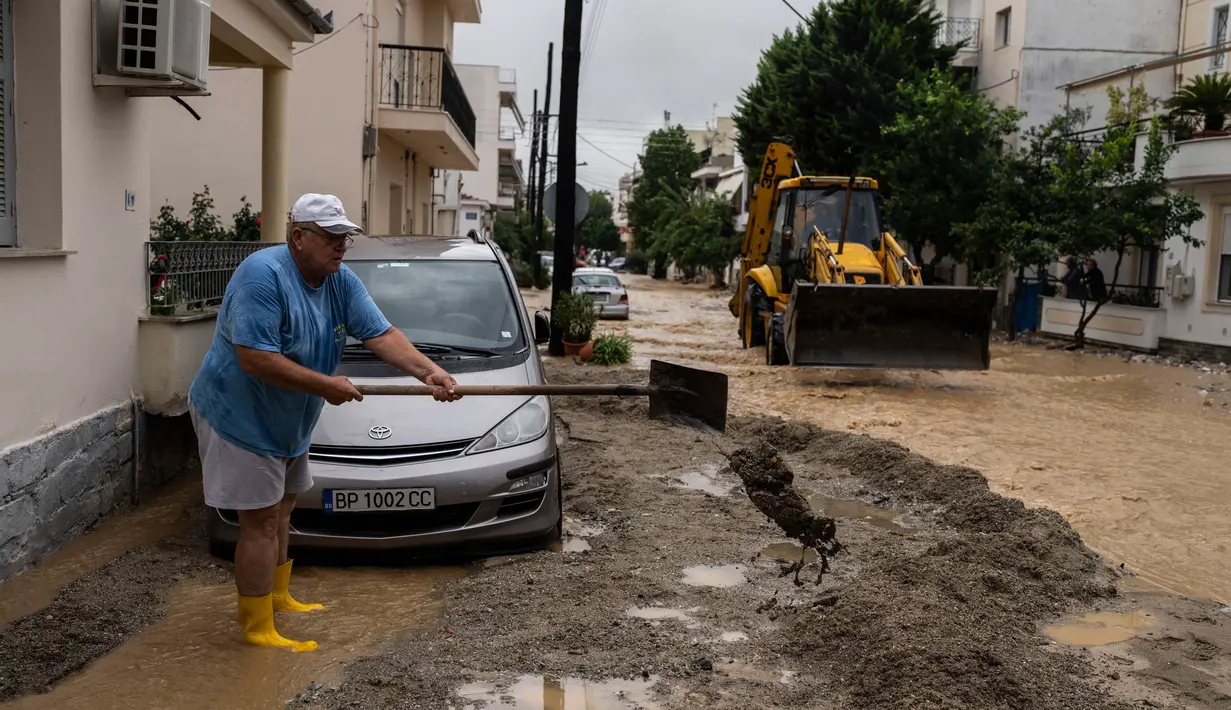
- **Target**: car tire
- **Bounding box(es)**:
[742,284,767,349]
[767,313,790,366]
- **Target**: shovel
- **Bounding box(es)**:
[354,359,729,434]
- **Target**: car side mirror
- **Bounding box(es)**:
[534,311,551,343]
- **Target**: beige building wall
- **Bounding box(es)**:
[1,0,151,448]
[978,0,1028,115]
[150,0,465,233]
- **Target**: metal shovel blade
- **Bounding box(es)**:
[647,359,729,435]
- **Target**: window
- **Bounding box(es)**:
[347,260,525,352]
[465,211,479,221]
[0,0,14,247]
[995,7,1011,48]
[1220,209,1231,302]
[1212,5,1229,72]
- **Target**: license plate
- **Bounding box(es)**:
[324,488,435,513]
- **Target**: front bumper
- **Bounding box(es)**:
[207,433,559,553]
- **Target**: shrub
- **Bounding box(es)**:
[625,250,648,275]
[149,186,262,242]
[512,261,533,288]
[591,333,632,365]
[553,292,598,343]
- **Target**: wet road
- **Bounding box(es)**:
[526,275,1231,604]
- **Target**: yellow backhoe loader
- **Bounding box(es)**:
[729,141,997,369]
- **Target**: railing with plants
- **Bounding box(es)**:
[147,187,274,317]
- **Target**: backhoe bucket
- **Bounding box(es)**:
[784,283,998,370]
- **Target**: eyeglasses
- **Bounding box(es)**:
[301,226,355,248]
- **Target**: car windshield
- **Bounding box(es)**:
[792,188,881,252]
[346,259,524,353]
[575,273,621,287]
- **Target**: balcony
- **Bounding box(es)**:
[1142,132,1231,185]
[377,44,480,171]
[497,182,521,211]
[938,18,980,68]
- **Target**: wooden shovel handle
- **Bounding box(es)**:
[354,384,659,397]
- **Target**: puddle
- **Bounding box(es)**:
[5,565,467,710]
[718,631,749,642]
[553,538,592,553]
[667,465,732,497]
[760,542,818,565]
[807,494,913,535]
[714,659,797,684]
[0,477,200,626]
[1045,610,1155,647]
[452,674,661,709]
[625,606,697,625]
[681,564,746,588]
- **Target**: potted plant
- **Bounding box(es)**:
[553,292,598,355]
[1165,73,1231,137]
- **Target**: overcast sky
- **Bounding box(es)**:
[453,0,821,195]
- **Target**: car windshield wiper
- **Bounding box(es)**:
[413,342,502,357]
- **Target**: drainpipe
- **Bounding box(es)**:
[261,66,290,242]
[130,394,142,506]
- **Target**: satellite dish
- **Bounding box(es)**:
[543,182,590,226]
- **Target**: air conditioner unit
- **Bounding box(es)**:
[115,0,210,88]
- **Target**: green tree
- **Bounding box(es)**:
[872,69,1023,269]
[578,190,622,260]
[658,191,739,287]
[626,126,701,278]
[733,0,959,176]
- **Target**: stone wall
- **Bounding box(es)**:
[0,404,136,580]
[1158,338,1231,364]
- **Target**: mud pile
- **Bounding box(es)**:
[736,419,1123,709]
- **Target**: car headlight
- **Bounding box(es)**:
[466,395,550,454]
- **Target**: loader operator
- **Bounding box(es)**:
[187,193,461,653]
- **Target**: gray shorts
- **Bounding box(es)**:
[189,405,313,510]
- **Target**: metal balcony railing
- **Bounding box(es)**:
[378,44,477,149]
[499,125,517,141]
[499,183,520,197]
[938,18,980,50]
[147,241,275,316]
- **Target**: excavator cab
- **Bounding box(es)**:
[733,142,997,371]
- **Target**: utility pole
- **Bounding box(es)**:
[533,43,554,288]
[549,0,583,356]
[527,90,540,226]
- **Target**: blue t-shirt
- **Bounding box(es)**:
[189,245,392,458]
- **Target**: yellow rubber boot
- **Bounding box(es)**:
[237,594,318,652]
[273,559,325,613]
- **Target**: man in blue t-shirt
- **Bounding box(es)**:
[188,193,460,653]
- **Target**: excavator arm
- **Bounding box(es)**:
[729,141,797,318]
[880,232,923,286]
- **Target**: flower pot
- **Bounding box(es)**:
[562,339,589,356]
[579,340,595,361]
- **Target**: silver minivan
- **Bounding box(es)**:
[207,233,560,557]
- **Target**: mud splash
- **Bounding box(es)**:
[726,442,839,583]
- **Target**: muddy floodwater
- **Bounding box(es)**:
[525,276,1231,603]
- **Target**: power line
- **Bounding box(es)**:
[779,0,807,22]
[577,133,635,168]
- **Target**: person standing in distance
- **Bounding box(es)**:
[188,193,461,652]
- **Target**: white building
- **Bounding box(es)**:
[1042,0,1231,361]
[435,65,525,236]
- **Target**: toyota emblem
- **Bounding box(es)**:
[368,425,392,440]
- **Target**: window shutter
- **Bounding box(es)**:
[0,0,13,246]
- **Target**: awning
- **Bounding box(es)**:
[715,170,743,199]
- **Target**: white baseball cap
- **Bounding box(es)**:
[290,193,362,235]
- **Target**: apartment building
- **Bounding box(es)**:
[0,0,332,582]
[950,0,1180,133]
[149,0,482,236]
[1046,0,1231,360]
[435,65,526,236]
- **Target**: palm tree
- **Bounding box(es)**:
[1165,73,1231,133]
